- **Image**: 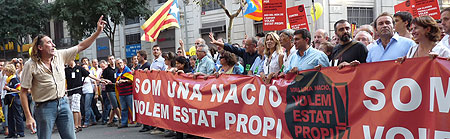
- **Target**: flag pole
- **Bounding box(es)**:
[312,0,317,34]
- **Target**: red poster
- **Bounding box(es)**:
[287,5,309,31]
[133,57,450,138]
[414,0,441,19]
[394,0,413,14]
[394,0,441,19]
[262,0,286,31]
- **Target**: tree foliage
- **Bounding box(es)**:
[52,0,152,56]
[0,0,50,44]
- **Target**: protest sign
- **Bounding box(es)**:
[394,0,440,19]
[134,57,450,138]
[263,0,286,31]
[287,5,310,31]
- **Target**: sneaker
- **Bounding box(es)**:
[163,130,176,137]
[5,134,17,138]
[134,123,142,127]
[117,125,128,129]
[107,122,116,127]
[139,127,151,132]
[17,134,24,138]
[149,129,164,135]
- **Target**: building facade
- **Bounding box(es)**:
[77,0,449,62]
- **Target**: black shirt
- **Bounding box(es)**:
[223,43,260,74]
[65,65,90,96]
[101,66,117,92]
[138,62,151,70]
[331,41,368,65]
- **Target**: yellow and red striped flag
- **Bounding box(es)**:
[244,0,262,21]
[141,0,180,42]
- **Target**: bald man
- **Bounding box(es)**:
[313,29,329,49]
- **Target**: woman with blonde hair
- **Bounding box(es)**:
[3,64,24,138]
[262,32,284,83]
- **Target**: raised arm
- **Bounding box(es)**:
[179,39,186,57]
[78,15,107,52]
[209,32,224,48]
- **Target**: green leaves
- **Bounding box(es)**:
[52,0,152,42]
[0,0,49,42]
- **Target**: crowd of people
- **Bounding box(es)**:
[0,8,449,139]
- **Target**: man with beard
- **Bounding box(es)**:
[366,12,416,63]
[330,19,368,67]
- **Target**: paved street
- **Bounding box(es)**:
[14,124,166,139]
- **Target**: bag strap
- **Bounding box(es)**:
[334,41,358,60]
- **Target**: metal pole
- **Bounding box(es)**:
[312,0,317,33]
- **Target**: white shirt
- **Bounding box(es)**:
[406,43,450,58]
[0,72,6,99]
[438,34,450,49]
[82,77,94,94]
[264,52,281,74]
[283,46,297,69]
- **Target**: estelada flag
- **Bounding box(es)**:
[141,0,180,42]
[244,0,262,21]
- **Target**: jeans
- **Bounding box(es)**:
[35,97,75,139]
[101,91,111,123]
[83,93,95,125]
[119,95,133,126]
[2,98,8,128]
[6,95,24,136]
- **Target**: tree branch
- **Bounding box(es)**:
[215,0,231,17]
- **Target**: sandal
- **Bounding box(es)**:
[75,127,82,133]
[81,125,88,128]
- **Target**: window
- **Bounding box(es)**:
[443,0,450,8]
[254,21,270,35]
[347,7,374,27]
[125,17,140,25]
[202,0,225,12]
[125,34,141,45]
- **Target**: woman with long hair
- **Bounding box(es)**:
[175,56,192,73]
[262,32,285,83]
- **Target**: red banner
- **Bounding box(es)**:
[133,57,450,138]
[394,0,441,20]
[263,0,286,31]
[287,5,309,31]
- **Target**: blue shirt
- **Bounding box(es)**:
[367,34,416,63]
[195,56,215,75]
[150,56,166,70]
[285,47,330,73]
[250,56,265,74]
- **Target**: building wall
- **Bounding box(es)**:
[78,0,450,61]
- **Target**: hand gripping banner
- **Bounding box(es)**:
[133,57,450,139]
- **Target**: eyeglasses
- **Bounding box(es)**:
[195,43,200,45]
[177,51,182,54]
[219,56,225,59]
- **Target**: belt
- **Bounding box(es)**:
[35,97,63,105]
